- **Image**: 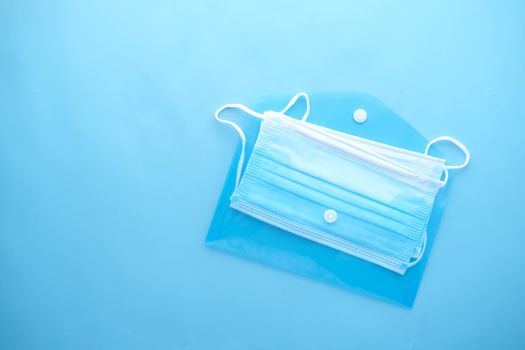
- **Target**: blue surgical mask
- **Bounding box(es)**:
[215,93,470,274]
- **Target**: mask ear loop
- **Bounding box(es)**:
[425,136,471,187]
[407,231,427,268]
[279,92,311,121]
[215,93,310,189]
[214,104,264,188]
[408,137,470,269]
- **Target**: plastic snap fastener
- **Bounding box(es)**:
[324,209,338,224]
[353,109,367,123]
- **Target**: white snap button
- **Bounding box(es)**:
[353,109,367,123]
[324,209,338,224]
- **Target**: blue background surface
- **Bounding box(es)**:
[1,1,524,349]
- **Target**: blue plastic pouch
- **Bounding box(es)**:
[206,93,452,307]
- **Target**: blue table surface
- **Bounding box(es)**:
[1,1,524,349]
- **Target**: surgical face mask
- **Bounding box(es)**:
[214,93,470,274]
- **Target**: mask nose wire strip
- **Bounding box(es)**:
[407,230,427,268]
[279,92,311,121]
[425,136,470,187]
[214,93,310,189]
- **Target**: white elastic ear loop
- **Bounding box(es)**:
[425,136,470,187]
[407,231,427,268]
[215,93,310,189]
[279,92,311,121]
[214,104,264,188]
